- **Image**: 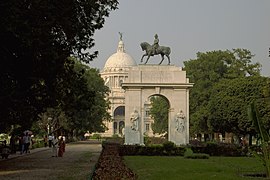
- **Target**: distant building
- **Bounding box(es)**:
[100,38,154,137]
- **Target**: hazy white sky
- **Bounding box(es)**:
[89,0,270,76]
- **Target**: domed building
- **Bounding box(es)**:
[98,35,192,145]
[100,37,137,137]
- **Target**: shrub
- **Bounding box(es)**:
[144,135,150,146]
[153,146,165,156]
[184,148,209,159]
[189,139,204,147]
[143,136,168,146]
[112,134,119,138]
[119,144,186,156]
[184,148,193,157]
[190,142,244,156]
[174,146,186,156]
[92,134,101,140]
[163,141,176,155]
[119,145,141,156]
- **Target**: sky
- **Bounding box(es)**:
[89,0,270,76]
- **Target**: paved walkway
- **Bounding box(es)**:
[0,140,102,180]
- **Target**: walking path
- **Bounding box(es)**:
[0,140,102,180]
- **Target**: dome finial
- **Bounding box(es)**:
[103,33,137,71]
[117,32,125,53]
[118,32,123,41]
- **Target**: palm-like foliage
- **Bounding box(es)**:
[248,101,270,177]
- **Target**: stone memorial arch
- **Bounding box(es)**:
[122,65,193,145]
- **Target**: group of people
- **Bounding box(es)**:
[2,132,66,158]
[19,132,32,154]
[46,134,66,157]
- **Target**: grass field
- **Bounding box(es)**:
[124,156,265,180]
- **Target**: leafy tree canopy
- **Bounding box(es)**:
[183,49,262,134]
[67,60,111,134]
[31,59,111,137]
[208,76,270,136]
[0,0,118,132]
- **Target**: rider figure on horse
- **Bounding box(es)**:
[152,34,159,55]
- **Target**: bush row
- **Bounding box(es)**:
[184,148,210,159]
[118,141,247,157]
[190,142,247,156]
[119,142,186,156]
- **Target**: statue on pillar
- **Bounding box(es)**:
[140,34,171,65]
[152,34,159,55]
[175,110,185,133]
[130,109,139,131]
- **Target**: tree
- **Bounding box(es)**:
[32,108,70,137]
[208,76,270,138]
[66,60,111,135]
[31,59,111,138]
[149,96,169,134]
[0,0,118,132]
[183,49,261,135]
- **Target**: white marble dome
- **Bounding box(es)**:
[103,40,137,72]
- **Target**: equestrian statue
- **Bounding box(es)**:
[140,34,171,65]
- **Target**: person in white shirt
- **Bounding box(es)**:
[48,134,53,147]
[51,135,58,157]
[23,133,31,153]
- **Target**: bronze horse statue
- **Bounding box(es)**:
[140,42,171,65]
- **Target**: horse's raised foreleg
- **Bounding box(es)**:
[166,55,170,65]
[159,55,164,65]
[141,54,147,63]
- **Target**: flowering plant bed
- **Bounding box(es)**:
[91,142,137,180]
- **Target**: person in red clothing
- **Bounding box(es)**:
[58,137,65,157]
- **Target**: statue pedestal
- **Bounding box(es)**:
[124,128,141,145]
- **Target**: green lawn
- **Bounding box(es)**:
[124,156,265,180]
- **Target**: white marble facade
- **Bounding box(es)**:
[100,38,193,145]
[99,38,136,137]
[122,65,193,145]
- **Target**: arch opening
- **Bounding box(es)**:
[144,94,170,139]
[113,106,125,136]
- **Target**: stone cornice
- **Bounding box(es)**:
[121,82,194,89]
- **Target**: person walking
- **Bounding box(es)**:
[58,137,65,157]
[19,133,24,154]
[51,135,58,157]
[62,136,66,153]
[48,134,53,148]
[9,134,16,154]
[23,132,31,153]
